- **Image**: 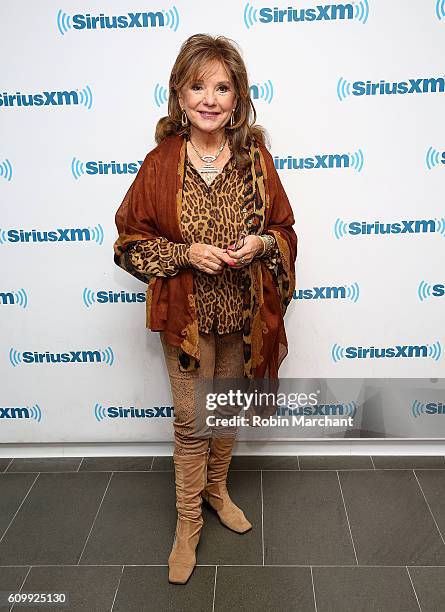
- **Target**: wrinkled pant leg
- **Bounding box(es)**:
[211,330,245,439]
[160,331,216,454]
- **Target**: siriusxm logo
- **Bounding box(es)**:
[0,404,42,421]
[294,283,359,302]
[83,288,145,307]
[0,158,12,181]
[425,146,445,170]
[250,80,274,103]
[338,76,445,101]
[332,341,442,362]
[418,281,445,301]
[334,217,445,239]
[412,400,445,417]
[154,80,274,107]
[9,347,115,367]
[95,403,174,421]
[0,86,93,110]
[57,8,180,34]
[0,289,28,308]
[436,0,445,20]
[72,158,143,179]
[276,401,357,417]
[275,149,364,172]
[243,1,369,29]
[0,225,104,245]
[153,84,168,107]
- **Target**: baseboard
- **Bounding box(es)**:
[1,439,445,458]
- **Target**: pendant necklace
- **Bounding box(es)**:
[188,135,227,187]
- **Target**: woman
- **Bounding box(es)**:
[113,34,297,584]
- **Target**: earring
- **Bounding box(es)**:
[230,109,235,127]
[181,109,189,127]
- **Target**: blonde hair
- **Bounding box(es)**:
[155,33,269,170]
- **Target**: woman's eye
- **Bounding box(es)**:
[190,84,230,92]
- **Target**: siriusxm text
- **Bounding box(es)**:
[349,77,444,97]
[1,90,84,108]
[71,12,167,29]
[21,351,109,363]
[420,403,445,415]
[83,161,143,175]
[259,4,353,23]
[96,291,145,304]
[276,404,351,416]
[105,406,174,418]
[274,154,350,170]
[5,228,95,242]
[348,220,437,235]
[294,286,347,300]
[344,345,433,359]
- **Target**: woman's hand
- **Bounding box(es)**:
[226,235,263,268]
[189,243,235,274]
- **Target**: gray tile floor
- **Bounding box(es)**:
[0,455,445,612]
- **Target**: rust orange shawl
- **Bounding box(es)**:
[113,134,297,379]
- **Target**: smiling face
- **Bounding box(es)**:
[177,59,237,139]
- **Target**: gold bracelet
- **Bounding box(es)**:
[259,235,267,256]
[256,234,275,258]
[262,234,275,257]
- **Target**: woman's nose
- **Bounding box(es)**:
[202,90,216,105]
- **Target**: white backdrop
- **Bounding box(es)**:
[1,0,444,444]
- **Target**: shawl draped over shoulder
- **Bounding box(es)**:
[113,134,297,380]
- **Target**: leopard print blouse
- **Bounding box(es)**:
[126,150,279,334]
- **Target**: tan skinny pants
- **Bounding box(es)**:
[160,330,245,454]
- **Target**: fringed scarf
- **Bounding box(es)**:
[114,134,297,379]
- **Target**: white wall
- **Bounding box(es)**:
[1,0,444,448]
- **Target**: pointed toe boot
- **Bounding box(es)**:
[202,436,252,534]
[168,444,209,584]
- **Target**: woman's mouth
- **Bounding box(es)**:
[198,111,220,119]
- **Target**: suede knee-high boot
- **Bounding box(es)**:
[168,443,209,584]
[202,437,252,533]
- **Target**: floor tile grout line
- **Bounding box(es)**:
[4,458,14,472]
[310,566,318,612]
[250,467,445,472]
[9,565,32,612]
[0,474,39,545]
[212,566,217,612]
[109,565,124,612]
[405,566,423,612]
[370,456,376,469]
[260,470,265,566]
[5,467,445,474]
[77,472,114,565]
[413,470,445,546]
[2,563,445,568]
[336,470,359,565]
[77,457,84,472]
